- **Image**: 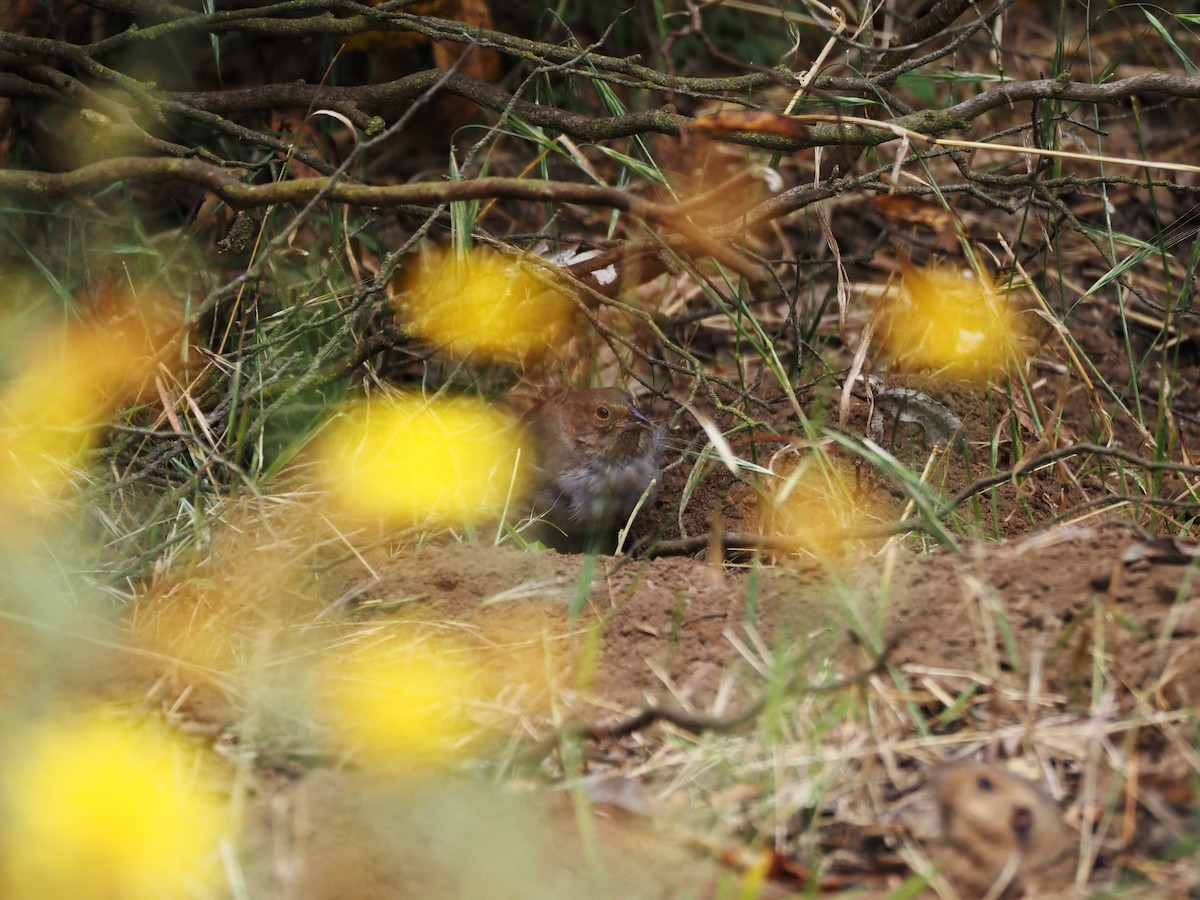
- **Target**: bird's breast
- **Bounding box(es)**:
[554,452,660,526]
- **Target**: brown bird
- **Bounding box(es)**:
[522,388,662,553]
[930,762,1075,898]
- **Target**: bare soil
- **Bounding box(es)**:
[235,378,1198,896]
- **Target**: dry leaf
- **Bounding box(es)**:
[432,0,500,83]
[688,109,810,141]
[872,194,965,254]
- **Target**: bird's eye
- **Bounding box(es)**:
[595,405,611,421]
[976,775,994,792]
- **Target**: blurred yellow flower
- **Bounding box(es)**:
[0,713,226,900]
[0,293,184,508]
[319,632,488,768]
[313,393,529,526]
[760,455,889,562]
[875,261,1028,381]
[0,363,98,500]
[395,247,574,363]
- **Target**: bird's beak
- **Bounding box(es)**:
[620,406,652,432]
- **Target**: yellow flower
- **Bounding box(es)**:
[0,713,226,900]
[395,247,574,363]
[319,632,488,768]
[0,292,184,509]
[875,261,1028,381]
[313,393,529,527]
[760,455,889,562]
